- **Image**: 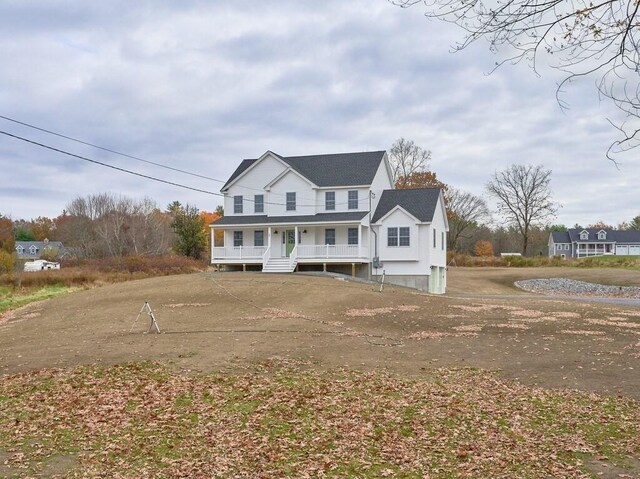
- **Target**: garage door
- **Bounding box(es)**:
[616,245,628,255]
[629,245,640,256]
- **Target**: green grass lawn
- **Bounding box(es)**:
[575,255,640,269]
[1,362,638,478]
[0,284,75,315]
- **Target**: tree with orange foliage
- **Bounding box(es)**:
[0,215,15,253]
[200,210,225,260]
[474,240,494,257]
[395,170,447,190]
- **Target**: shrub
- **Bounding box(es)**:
[0,250,13,274]
[474,240,494,257]
[40,247,59,262]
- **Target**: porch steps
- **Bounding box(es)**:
[262,258,296,273]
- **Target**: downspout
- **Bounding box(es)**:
[369,191,378,276]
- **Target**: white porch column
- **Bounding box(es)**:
[294,226,299,246]
[211,227,215,260]
[268,226,272,248]
[358,223,362,258]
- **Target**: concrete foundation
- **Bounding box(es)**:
[373,274,430,292]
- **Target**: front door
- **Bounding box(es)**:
[285,229,295,257]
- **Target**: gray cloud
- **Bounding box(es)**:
[0,0,637,227]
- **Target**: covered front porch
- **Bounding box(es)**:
[211,221,370,273]
[575,243,614,258]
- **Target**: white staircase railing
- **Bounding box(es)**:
[262,246,271,268]
[289,245,298,271]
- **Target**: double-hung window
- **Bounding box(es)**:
[399,227,410,246]
[387,227,398,247]
[233,231,243,247]
[433,229,437,248]
[254,195,264,213]
[286,192,296,211]
[254,230,264,247]
[325,191,335,211]
[348,190,358,209]
[348,228,358,245]
[234,195,243,214]
[325,228,336,245]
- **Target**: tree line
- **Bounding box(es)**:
[388,138,640,256]
[0,194,223,273]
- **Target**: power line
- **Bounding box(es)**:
[0,129,372,208]
[0,117,376,208]
[0,114,225,184]
[0,130,224,197]
[0,114,370,206]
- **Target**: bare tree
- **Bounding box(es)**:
[63,193,174,258]
[445,187,490,251]
[392,0,640,159]
[486,164,557,255]
[389,138,431,186]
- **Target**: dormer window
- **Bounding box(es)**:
[597,230,607,240]
[29,245,38,255]
[16,245,24,254]
[579,230,589,240]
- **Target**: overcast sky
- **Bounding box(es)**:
[0,0,636,228]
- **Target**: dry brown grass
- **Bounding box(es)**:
[1,255,207,289]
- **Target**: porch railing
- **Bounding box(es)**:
[296,244,367,258]
[212,244,368,260]
[212,246,266,259]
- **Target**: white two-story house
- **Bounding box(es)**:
[211,150,448,293]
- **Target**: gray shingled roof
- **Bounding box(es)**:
[614,230,640,244]
[552,229,640,244]
[211,211,368,226]
[16,241,64,250]
[221,150,387,191]
[550,231,571,243]
[371,188,441,223]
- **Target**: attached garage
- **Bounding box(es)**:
[629,245,640,256]
[616,245,629,255]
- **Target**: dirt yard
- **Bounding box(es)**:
[1,268,639,400]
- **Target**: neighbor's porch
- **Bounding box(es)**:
[575,243,614,258]
[211,223,370,264]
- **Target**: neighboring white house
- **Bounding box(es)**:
[549,228,640,258]
[210,150,448,293]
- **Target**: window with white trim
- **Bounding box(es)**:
[598,231,607,240]
[325,229,336,245]
[441,232,445,250]
[399,227,410,246]
[580,231,588,240]
[388,227,410,247]
[325,191,335,211]
[254,195,264,213]
[286,192,296,211]
[254,230,264,247]
[234,196,243,214]
[233,231,243,247]
[433,229,437,248]
[348,228,358,245]
[348,190,358,209]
